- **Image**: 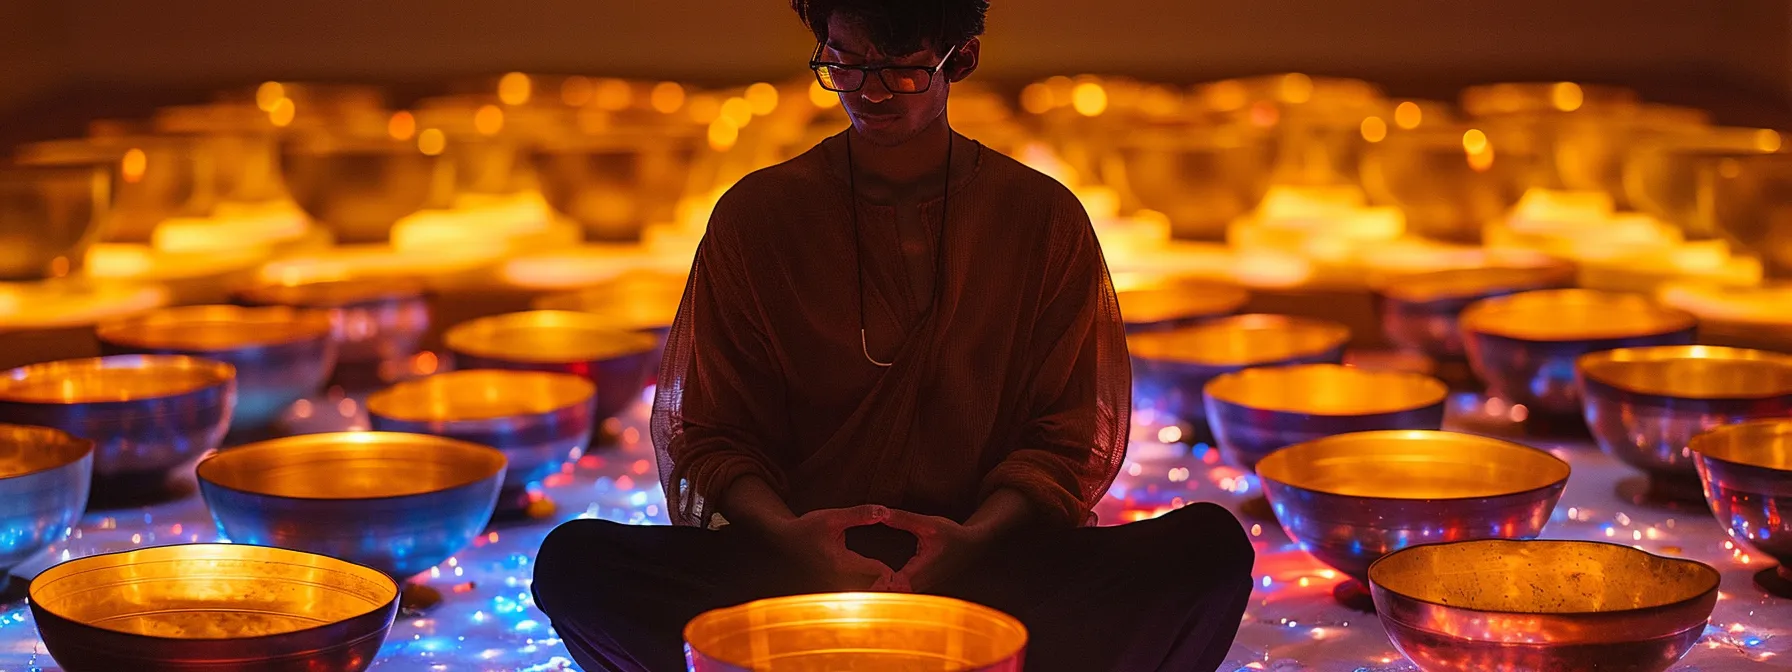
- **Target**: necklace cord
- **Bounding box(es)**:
[848,127,953,368]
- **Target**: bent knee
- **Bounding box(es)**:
[1163,502,1255,579]
[533,519,624,607]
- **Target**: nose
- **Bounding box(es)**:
[859,75,894,104]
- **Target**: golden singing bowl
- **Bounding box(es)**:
[367,370,595,504]
[97,305,337,433]
[29,543,400,672]
[1710,153,1792,277]
[685,593,1027,672]
[279,135,444,244]
[530,132,702,242]
[1622,127,1784,239]
[152,102,290,203]
[1113,126,1275,240]
[0,355,234,498]
[1689,419,1792,597]
[532,271,686,382]
[17,135,217,244]
[1116,281,1249,333]
[0,163,111,281]
[1578,346,1792,503]
[1359,126,1536,243]
[1375,263,1575,360]
[445,310,658,421]
[1258,430,1569,606]
[1128,314,1350,428]
[1368,539,1720,672]
[0,424,92,575]
[235,278,430,367]
[1461,289,1697,415]
[1204,364,1447,472]
[196,432,506,579]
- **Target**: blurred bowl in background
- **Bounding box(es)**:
[1360,125,1537,243]
[1623,127,1783,239]
[0,164,112,282]
[1710,152,1792,278]
[280,134,446,244]
[1115,280,1250,333]
[1374,262,1575,361]
[16,135,217,244]
[235,278,430,371]
[531,131,703,242]
[1113,126,1274,241]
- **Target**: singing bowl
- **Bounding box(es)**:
[0,163,111,282]
[445,310,657,421]
[1376,263,1575,360]
[1579,346,1792,502]
[367,370,595,499]
[1622,128,1783,239]
[1257,430,1569,598]
[29,543,400,672]
[1114,126,1275,241]
[235,278,430,367]
[0,424,92,575]
[196,432,506,579]
[1128,314,1350,427]
[16,136,216,244]
[97,305,337,433]
[685,593,1027,672]
[280,135,443,244]
[1461,290,1697,416]
[532,271,687,375]
[0,355,233,495]
[1689,419,1792,597]
[1204,364,1447,472]
[1711,153,1792,277]
[530,133,701,242]
[1368,539,1720,672]
[1359,126,1536,244]
[1116,281,1250,333]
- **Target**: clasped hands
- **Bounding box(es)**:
[765,505,991,593]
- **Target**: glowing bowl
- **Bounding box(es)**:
[1204,364,1447,472]
[29,543,400,672]
[1374,263,1574,360]
[235,278,430,369]
[1113,126,1274,241]
[1461,289,1696,416]
[1623,127,1783,239]
[1115,281,1249,333]
[367,370,595,513]
[685,593,1027,672]
[1579,346,1792,506]
[1711,153,1792,277]
[0,424,92,575]
[1369,539,1719,672]
[0,163,110,282]
[1128,314,1349,432]
[16,136,216,244]
[97,305,336,433]
[530,133,701,242]
[1689,419,1792,597]
[531,270,687,376]
[1359,126,1537,243]
[445,310,657,422]
[280,135,443,244]
[1257,430,1569,610]
[0,355,233,500]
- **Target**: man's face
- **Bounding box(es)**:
[821,14,953,147]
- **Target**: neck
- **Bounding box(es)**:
[846,114,954,189]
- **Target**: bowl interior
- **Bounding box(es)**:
[0,355,233,404]
[1128,314,1349,366]
[685,593,1027,669]
[532,279,683,332]
[1689,419,1792,471]
[98,305,332,351]
[1378,265,1570,304]
[237,278,426,309]
[1205,364,1447,415]
[1462,290,1694,342]
[0,424,92,478]
[445,310,657,364]
[1257,430,1568,499]
[1370,540,1718,615]
[1580,346,1792,400]
[1116,284,1249,325]
[30,543,396,639]
[366,370,595,422]
[197,432,505,499]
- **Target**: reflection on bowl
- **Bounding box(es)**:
[1115,281,1249,333]
[235,278,430,369]
[280,135,444,244]
[1113,126,1274,241]
[0,164,111,282]
[1369,539,1719,672]
[0,424,92,575]
[1579,346,1792,505]
[16,136,217,244]
[445,311,658,422]
[196,432,505,580]
[97,305,336,433]
[1128,314,1349,431]
[685,593,1027,672]
[1375,263,1574,360]
[1461,289,1696,416]
[1689,419,1792,597]
[0,355,233,499]
[1257,430,1569,609]
[367,370,595,508]
[530,133,701,242]
[1623,127,1782,239]
[29,543,399,672]
[1711,152,1792,277]
[531,271,687,377]
[1204,364,1446,472]
[1360,126,1536,243]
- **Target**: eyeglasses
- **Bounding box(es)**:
[809,43,959,94]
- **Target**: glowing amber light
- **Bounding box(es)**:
[560,76,594,106]
[498,72,532,106]
[473,104,505,136]
[387,111,416,140]
[650,82,686,114]
[745,82,779,116]
[1206,79,1247,111]
[1467,146,1495,172]
[1394,101,1423,129]
[1071,82,1108,117]
[594,78,632,111]
[1462,128,1490,155]
[719,97,753,127]
[687,95,721,123]
[267,98,296,127]
[807,80,837,108]
[685,593,1026,671]
[1755,129,1784,152]
[254,81,285,112]
[120,148,147,184]
[707,118,739,151]
[417,128,446,156]
[1280,73,1314,104]
[1551,82,1585,112]
[1360,116,1388,143]
[1020,82,1053,114]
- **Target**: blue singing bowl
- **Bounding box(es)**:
[0,424,92,576]
[1204,363,1448,473]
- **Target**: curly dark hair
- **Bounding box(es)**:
[791,0,989,55]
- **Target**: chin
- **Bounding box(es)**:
[851,120,923,147]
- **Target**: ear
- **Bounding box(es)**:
[947,37,980,82]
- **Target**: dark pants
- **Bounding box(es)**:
[532,502,1254,672]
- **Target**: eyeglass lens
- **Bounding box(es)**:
[816,66,933,94]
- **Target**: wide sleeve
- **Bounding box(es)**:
[977,203,1132,528]
[652,201,791,528]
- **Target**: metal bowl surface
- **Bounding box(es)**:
[686,592,1026,672]
[0,424,92,574]
[1689,419,1792,597]
[367,370,595,497]
[1710,152,1792,277]
[1128,314,1349,427]
[280,135,443,244]
[236,278,430,367]
[1204,364,1447,472]
[445,310,657,421]
[1116,281,1250,333]
[29,542,399,672]
[1369,539,1720,672]
[0,163,110,282]
[1375,263,1574,360]
[529,133,701,242]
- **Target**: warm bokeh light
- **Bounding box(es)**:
[594,78,632,111]
[1755,129,1784,152]
[719,97,754,127]
[1360,116,1388,143]
[1462,128,1489,154]
[1551,81,1584,112]
[1206,79,1247,111]
[1280,73,1314,104]
[808,80,838,108]
[254,81,285,112]
[417,128,447,156]
[707,118,739,151]
[651,81,686,114]
[1020,83,1053,114]
[561,76,594,107]
[1467,145,1495,172]
[745,82,779,116]
[387,111,416,140]
[498,72,532,106]
[1393,101,1423,129]
[268,97,296,127]
[1071,82,1109,117]
[687,94,721,123]
[474,104,505,135]
[120,148,147,184]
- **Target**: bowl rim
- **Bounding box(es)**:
[0,423,94,479]
[1577,345,1792,401]
[0,354,237,405]
[683,591,1029,667]
[1256,429,1571,502]
[1688,417,1792,471]
[443,310,658,365]
[1373,263,1575,304]
[1115,284,1251,326]
[1367,538,1722,618]
[1460,289,1697,343]
[27,542,400,642]
[1126,313,1351,365]
[96,304,335,352]
[195,431,507,502]
[1203,363,1449,416]
[365,369,598,423]
[233,277,429,309]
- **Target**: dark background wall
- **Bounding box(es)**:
[3,0,1790,143]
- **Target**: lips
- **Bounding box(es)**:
[856,113,901,127]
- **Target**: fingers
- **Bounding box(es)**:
[825,504,891,530]
[889,543,941,592]
[831,548,898,588]
[879,509,945,536]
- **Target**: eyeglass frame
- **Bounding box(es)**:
[808,42,960,94]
